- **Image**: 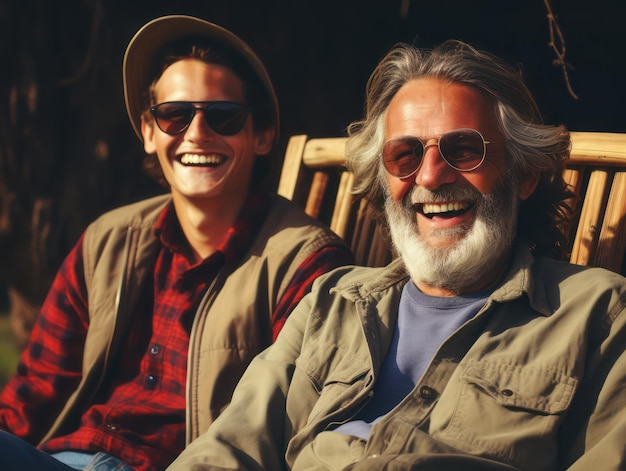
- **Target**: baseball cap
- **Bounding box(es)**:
[123,15,279,142]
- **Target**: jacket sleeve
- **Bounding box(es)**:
[167,288,315,471]
[0,234,89,444]
[561,296,626,470]
[271,244,354,341]
[343,452,520,470]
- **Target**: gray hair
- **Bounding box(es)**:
[346,40,573,259]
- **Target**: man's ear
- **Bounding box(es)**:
[518,172,540,201]
[141,116,156,154]
[253,127,275,156]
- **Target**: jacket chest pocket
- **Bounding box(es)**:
[291,341,370,427]
[434,360,578,469]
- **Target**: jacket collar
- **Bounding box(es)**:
[491,242,556,317]
[336,241,554,317]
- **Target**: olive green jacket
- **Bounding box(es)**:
[169,243,626,470]
[40,194,349,445]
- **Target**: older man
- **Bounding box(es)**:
[168,41,626,470]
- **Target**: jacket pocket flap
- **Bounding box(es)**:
[296,338,369,392]
[461,360,578,414]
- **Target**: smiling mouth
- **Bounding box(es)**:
[414,201,473,218]
[179,153,226,167]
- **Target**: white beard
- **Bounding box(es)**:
[385,180,519,294]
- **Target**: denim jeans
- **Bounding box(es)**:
[53,450,134,470]
[0,430,134,470]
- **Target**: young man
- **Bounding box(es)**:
[0,15,353,471]
[167,41,626,470]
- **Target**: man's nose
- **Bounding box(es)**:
[185,109,215,139]
[413,144,457,189]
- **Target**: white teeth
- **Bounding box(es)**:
[180,154,223,165]
[422,202,469,215]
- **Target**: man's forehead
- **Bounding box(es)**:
[384,79,497,139]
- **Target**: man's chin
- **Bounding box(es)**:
[421,227,471,250]
[422,236,466,251]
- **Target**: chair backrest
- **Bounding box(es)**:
[278,132,626,274]
[565,132,626,272]
[277,135,393,267]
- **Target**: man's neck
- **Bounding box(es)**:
[171,192,247,262]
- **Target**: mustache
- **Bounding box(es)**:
[403,185,483,209]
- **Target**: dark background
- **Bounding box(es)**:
[1,0,625,336]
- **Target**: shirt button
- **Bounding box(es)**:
[150,344,161,355]
[419,385,436,400]
[144,374,158,389]
[105,423,118,431]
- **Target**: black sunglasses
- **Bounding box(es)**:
[150,101,251,136]
[381,128,491,178]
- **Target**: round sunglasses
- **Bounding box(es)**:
[150,101,251,136]
[381,128,491,178]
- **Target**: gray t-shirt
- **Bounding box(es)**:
[334,281,489,439]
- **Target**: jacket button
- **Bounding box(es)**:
[150,344,161,355]
[419,385,435,400]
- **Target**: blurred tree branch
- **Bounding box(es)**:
[544,0,578,100]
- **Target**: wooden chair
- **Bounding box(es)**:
[278,132,626,274]
[565,132,626,272]
[277,135,393,268]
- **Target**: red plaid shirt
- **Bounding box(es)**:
[0,192,353,470]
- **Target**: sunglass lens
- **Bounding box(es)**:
[203,103,250,136]
[153,103,195,134]
[440,129,485,170]
[382,137,424,177]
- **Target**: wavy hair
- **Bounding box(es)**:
[346,40,573,259]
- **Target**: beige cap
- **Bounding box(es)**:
[123,15,279,142]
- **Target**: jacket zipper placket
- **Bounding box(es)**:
[184,271,225,444]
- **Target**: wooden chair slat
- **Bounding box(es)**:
[594,172,626,271]
[330,172,355,239]
[569,170,611,266]
[304,172,329,220]
[277,134,308,201]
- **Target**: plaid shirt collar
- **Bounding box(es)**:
[154,185,273,268]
